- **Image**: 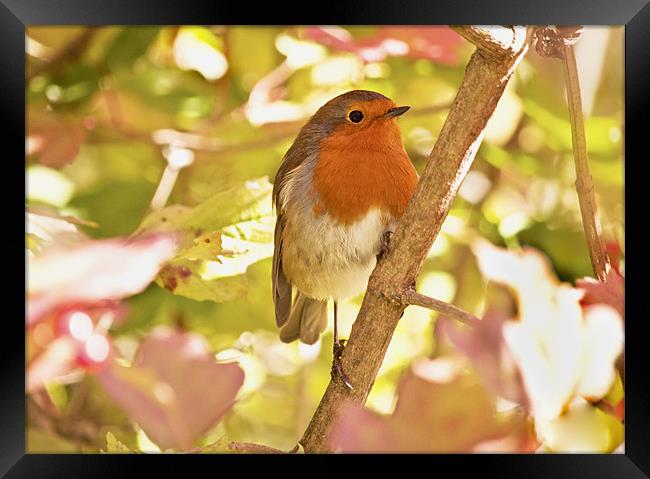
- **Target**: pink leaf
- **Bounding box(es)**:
[472,240,623,421]
[27,234,179,325]
[27,205,91,249]
[605,241,622,273]
[332,359,528,452]
[97,327,244,451]
[304,26,464,65]
[576,269,624,318]
[379,27,465,64]
[27,303,125,393]
[27,110,86,168]
[26,337,78,394]
[437,310,527,406]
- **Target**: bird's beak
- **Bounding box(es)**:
[384,106,410,118]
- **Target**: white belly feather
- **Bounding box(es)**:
[282,207,390,301]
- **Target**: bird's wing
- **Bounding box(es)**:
[271,140,306,328]
[272,212,292,327]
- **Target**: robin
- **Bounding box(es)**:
[272,90,418,388]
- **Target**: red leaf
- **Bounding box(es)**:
[614,398,625,422]
[379,27,465,64]
[576,269,624,318]
[97,327,244,451]
[303,26,464,65]
[27,302,126,393]
[27,110,86,168]
[27,234,179,325]
[605,241,622,273]
[332,359,527,452]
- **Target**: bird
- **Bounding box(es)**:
[272,90,418,388]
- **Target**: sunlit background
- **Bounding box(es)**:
[26,26,624,453]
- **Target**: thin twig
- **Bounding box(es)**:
[401,289,479,326]
[147,145,195,211]
[560,44,610,281]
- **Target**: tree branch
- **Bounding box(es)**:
[401,289,479,326]
[452,25,528,60]
[299,25,530,453]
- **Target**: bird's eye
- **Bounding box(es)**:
[348,110,364,123]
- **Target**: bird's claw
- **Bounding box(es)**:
[333,339,347,357]
[331,357,353,390]
[331,341,353,390]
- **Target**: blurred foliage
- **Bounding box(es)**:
[26,26,624,453]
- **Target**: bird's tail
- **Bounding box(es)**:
[279,292,328,345]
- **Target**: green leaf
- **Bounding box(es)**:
[157,260,249,302]
[185,178,274,232]
[523,99,621,157]
[139,178,275,303]
[48,63,101,108]
[114,67,216,118]
[480,143,541,176]
[70,181,157,238]
[523,99,572,151]
[229,27,283,91]
[176,231,223,261]
[102,432,133,453]
[518,222,593,282]
[584,116,622,156]
[138,204,193,234]
[105,27,160,71]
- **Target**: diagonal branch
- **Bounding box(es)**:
[299,25,531,453]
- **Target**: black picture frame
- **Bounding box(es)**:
[6,0,648,476]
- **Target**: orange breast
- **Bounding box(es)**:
[312,121,418,225]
